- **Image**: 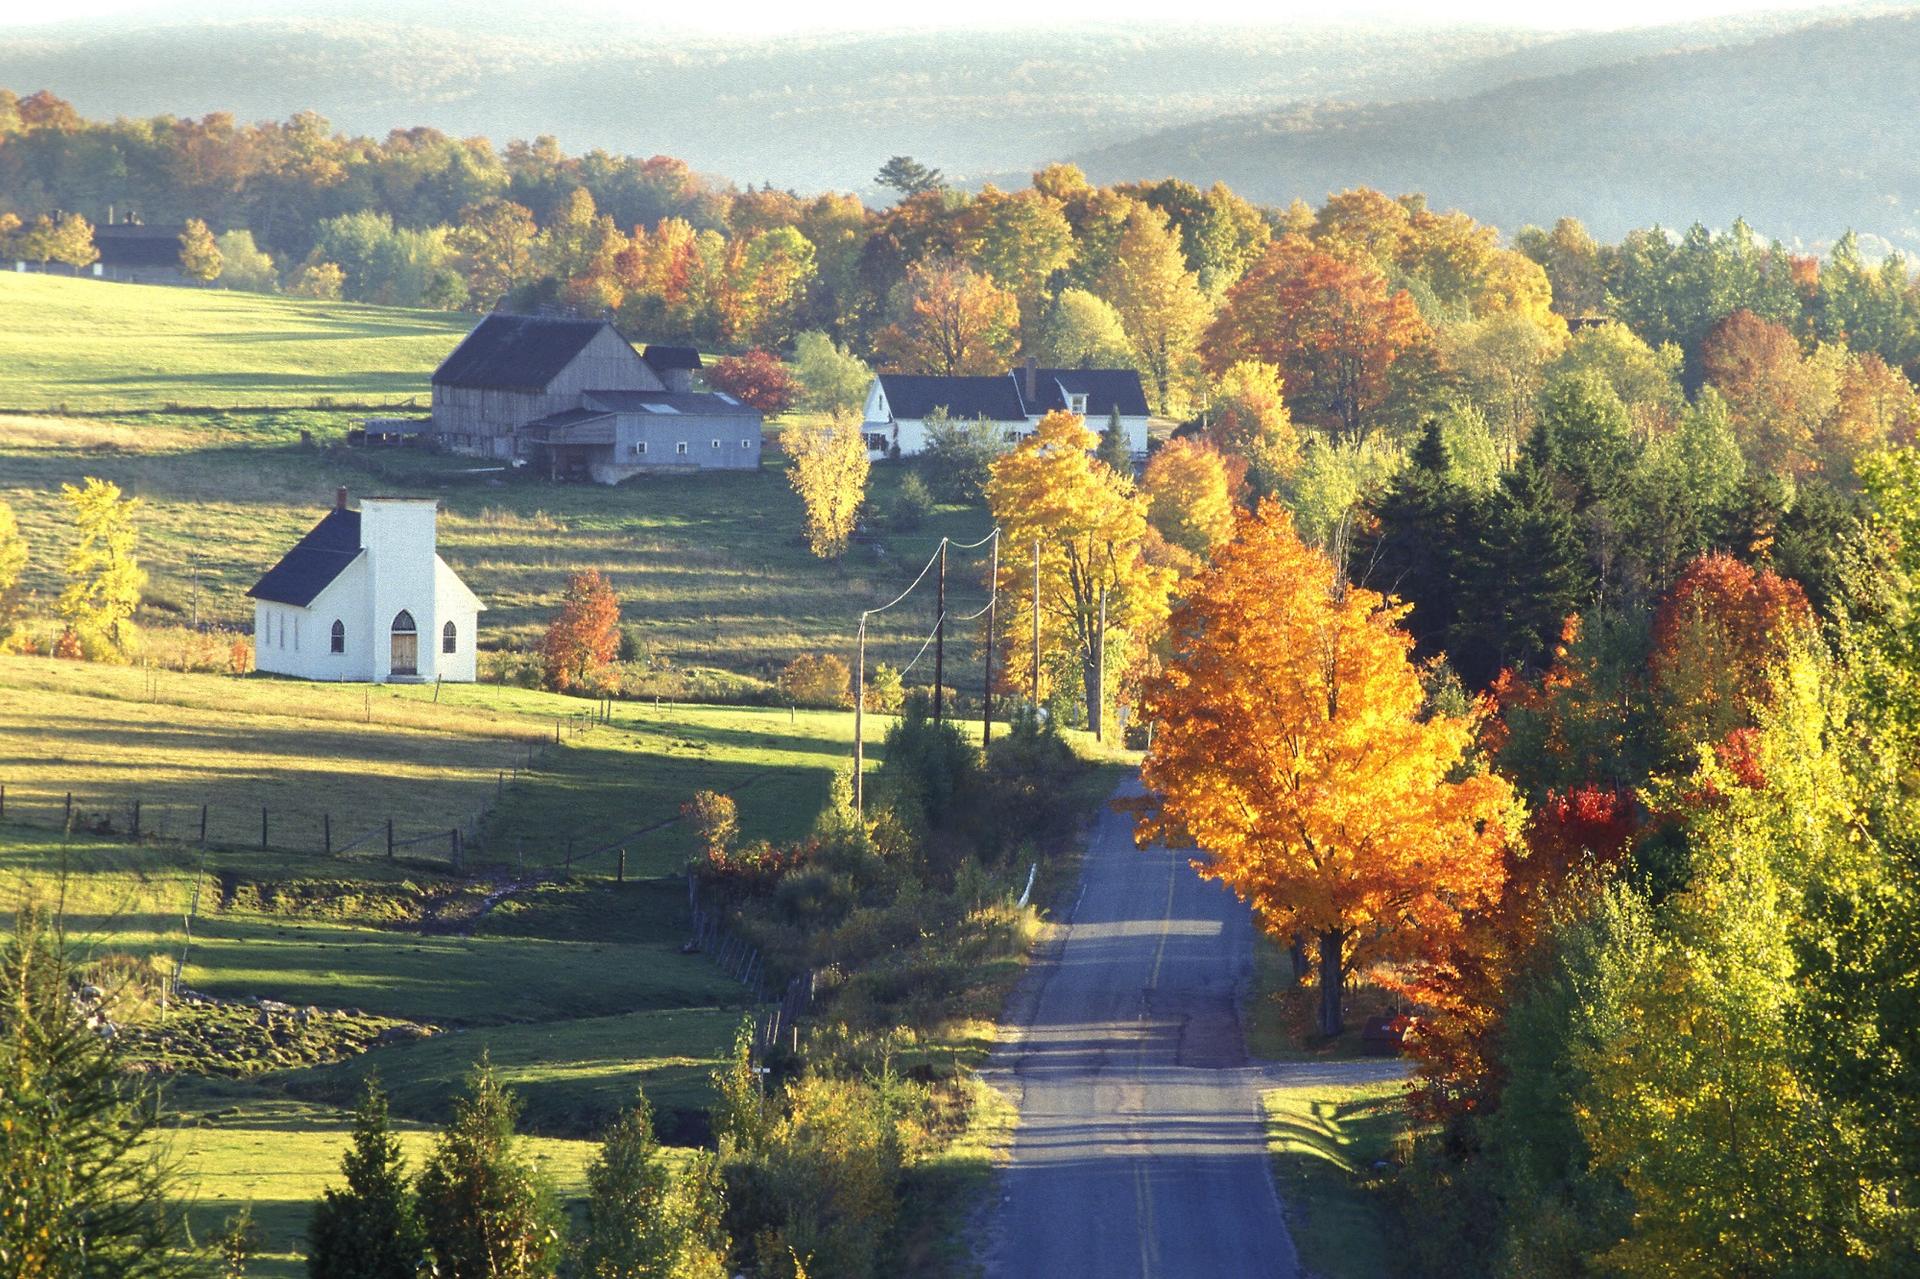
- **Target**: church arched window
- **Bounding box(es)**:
[442,620,457,654]
[330,619,345,653]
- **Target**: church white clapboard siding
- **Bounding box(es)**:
[247,489,484,683]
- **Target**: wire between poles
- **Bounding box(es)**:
[898,613,946,678]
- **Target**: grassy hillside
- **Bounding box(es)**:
[0,272,468,410]
[1077,9,1920,255]
[0,662,914,1276]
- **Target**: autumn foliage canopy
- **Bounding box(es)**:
[1136,501,1514,1034]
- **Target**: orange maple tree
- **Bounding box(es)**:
[541,569,622,693]
[1650,552,1812,756]
[1204,236,1432,439]
[1135,501,1515,1036]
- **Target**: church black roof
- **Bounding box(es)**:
[432,315,622,392]
[247,508,363,607]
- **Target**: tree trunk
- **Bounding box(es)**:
[1317,929,1346,1038]
[1082,656,1103,741]
[1288,934,1309,986]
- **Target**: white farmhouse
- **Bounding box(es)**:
[247,490,483,683]
[861,361,1153,460]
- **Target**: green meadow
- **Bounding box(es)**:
[0,272,471,410]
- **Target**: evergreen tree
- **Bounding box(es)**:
[0,906,191,1278]
[416,1059,563,1279]
[874,156,944,196]
[575,1090,729,1279]
[1096,407,1133,474]
[1454,445,1592,687]
[1353,420,1468,660]
[307,1077,426,1279]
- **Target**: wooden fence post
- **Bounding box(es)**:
[261,806,268,850]
[386,818,394,860]
[199,804,208,845]
[617,847,626,883]
[131,799,140,838]
[65,793,72,828]
[1,782,6,818]
[451,827,462,868]
[324,813,332,855]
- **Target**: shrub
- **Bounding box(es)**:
[683,790,740,862]
[889,473,935,531]
[288,260,345,299]
[874,691,984,840]
[862,661,904,714]
[984,703,1086,852]
[920,410,1005,503]
[778,652,851,708]
[708,350,798,414]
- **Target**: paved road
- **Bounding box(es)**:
[984,776,1302,1279]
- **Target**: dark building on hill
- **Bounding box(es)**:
[92,220,188,285]
[426,314,763,482]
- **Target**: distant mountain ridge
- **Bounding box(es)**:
[0,6,1854,196]
[1073,9,1920,254]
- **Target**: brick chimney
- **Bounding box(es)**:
[1024,357,1037,402]
[335,486,348,511]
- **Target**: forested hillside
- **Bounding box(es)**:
[1079,8,1920,256]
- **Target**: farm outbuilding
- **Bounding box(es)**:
[427,314,763,480]
[247,489,483,683]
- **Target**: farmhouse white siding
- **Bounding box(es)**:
[249,493,482,684]
[861,367,1151,460]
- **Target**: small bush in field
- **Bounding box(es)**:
[889,473,934,531]
[862,661,904,714]
[682,789,740,861]
[778,652,851,708]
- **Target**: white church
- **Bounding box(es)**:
[247,489,484,683]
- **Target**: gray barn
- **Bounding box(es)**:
[427,316,763,481]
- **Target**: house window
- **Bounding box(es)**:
[741,439,753,449]
[711,439,721,449]
[865,433,888,452]
[635,441,648,456]
[330,620,345,654]
[1069,393,1089,415]
[442,620,457,654]
[676,441,688,455]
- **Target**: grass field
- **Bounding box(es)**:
[0,273,470,410]
[1262,1076,1411,1279]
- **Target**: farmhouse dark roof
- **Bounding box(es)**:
[432,314,621,392]
[1021,368,1150,418]
[875,374,1029,422]
[247,508,362,607]
[583,389,761,417]
[642,344,703,371]
[93,223,183,270]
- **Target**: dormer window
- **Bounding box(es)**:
[1068,393,1089,415]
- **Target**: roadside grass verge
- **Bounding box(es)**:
[0,272,470,410]
[1262,1077,1412,1279]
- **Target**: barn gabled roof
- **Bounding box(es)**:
[1022,368,1151,418]
[247,508,363,607]
[582,389,760,417]
[432,314,625,392]
[875,374,1029,423]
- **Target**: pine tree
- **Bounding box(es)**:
[416,1059,563,1279]
[1353,420,1468,662]
[307,1077,427,1279]
[0,907,191,1278]
[1096,407,1132,474]
[575,1090,729,1279]
[1454,444,1592,687]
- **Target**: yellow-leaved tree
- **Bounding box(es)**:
[786,412,870,559]
[1136,501,1515,1036]
[988,410,1172,739]
[55,477,144,662]
[1140,437,1238,575]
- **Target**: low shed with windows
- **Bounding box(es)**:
[247,489,483,683]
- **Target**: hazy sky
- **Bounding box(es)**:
[3,0,1873,33]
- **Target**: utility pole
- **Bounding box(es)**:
[1031,538,1042,708]
[933,539,947,723]
[982,532,998,747]
[853,615,867,815]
